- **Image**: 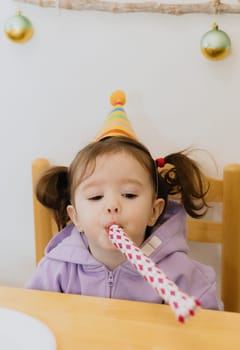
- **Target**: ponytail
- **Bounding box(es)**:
[158,151,209,218]
[36,166,70,230]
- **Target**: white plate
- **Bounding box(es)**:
[0,307,57,350]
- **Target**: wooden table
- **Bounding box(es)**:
[0,286,240,349]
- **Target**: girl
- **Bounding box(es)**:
[27,136,222,310]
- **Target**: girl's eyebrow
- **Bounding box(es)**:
[80,178,144,190]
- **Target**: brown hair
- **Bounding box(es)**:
[36,136,209,230]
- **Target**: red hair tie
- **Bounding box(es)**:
[156,157,165,168]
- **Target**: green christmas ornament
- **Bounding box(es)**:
[200,23,231,61]
[4,10,33,44]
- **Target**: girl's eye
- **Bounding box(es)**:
[88,195,103,201]
[122,193,137,199]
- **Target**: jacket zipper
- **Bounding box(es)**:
[107,271,114,297]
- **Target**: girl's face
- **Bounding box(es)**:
[67,151,164,268]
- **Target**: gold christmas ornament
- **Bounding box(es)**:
[4,10,33,44]
[200,23,231,61]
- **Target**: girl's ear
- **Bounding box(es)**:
[147,199,165,227]
[67,205,78,226]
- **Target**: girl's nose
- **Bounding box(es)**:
[107,206,119,213]
[106,197,120,214]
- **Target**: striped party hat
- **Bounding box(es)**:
[94,90,138,142]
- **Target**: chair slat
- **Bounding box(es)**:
[32,158,51,264]
[187,219,222,243]
[221,164,240,312]
[205,177,223,202]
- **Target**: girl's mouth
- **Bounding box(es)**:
[105,222,121,232]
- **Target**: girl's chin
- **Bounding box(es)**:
[103,242,119,252]
[100,233,118,250]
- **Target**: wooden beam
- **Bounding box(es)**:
[17,0,240,15]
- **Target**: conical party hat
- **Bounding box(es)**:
[94,90,138,142]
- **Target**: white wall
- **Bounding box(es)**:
[0,2,239,290]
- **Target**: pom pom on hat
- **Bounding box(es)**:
[94,90,138,142]
[110,90,126,106]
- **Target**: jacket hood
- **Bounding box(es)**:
[45,200,188,267]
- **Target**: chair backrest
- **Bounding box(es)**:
[32,158,240,312]
[187,164,240,313]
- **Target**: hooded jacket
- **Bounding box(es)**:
[26,201,223,310]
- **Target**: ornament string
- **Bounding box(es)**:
[15,0,21,14]
[213,0,221,22]
[108,224,201,323]
[56,0,61,15]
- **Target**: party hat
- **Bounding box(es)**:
[94,90,138,141]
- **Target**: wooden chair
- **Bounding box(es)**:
[32,158,240,312]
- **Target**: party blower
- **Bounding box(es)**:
[108,225,201,323]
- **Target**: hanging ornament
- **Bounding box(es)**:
[200,23,231,61]
[4,10,33,44]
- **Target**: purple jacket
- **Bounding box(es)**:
[26,201,223,310]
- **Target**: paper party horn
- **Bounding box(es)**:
[108,224,201,323]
